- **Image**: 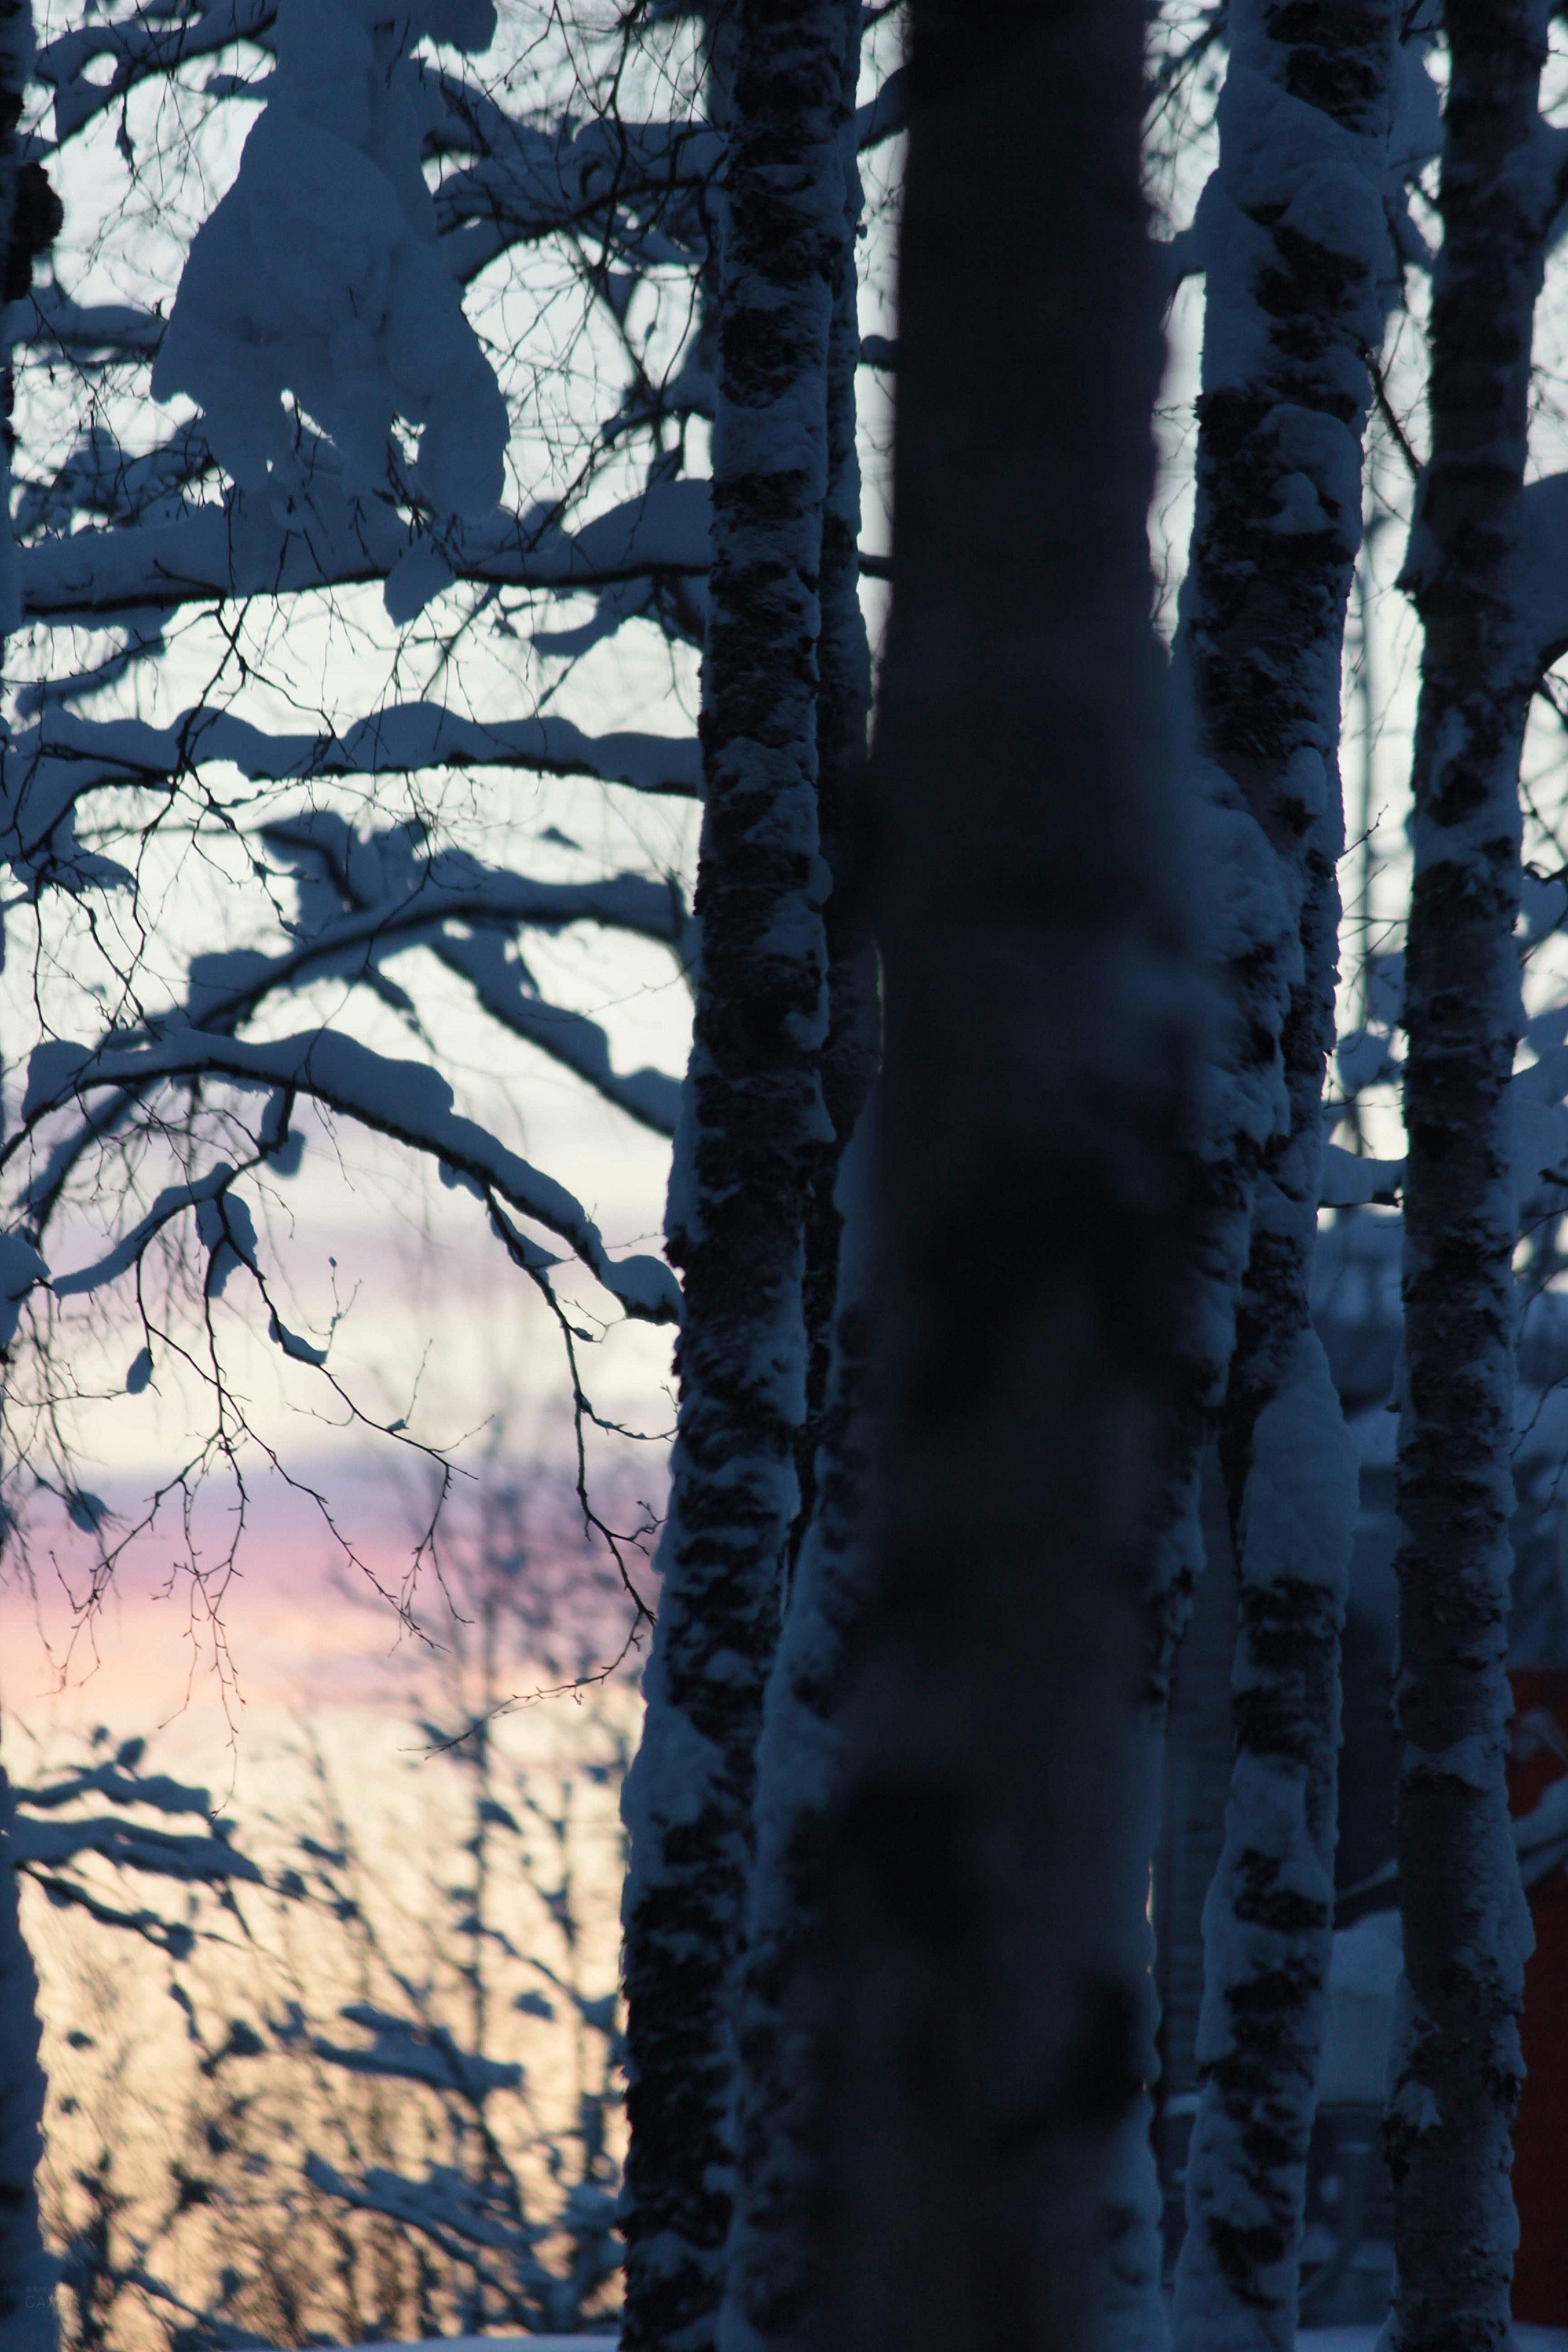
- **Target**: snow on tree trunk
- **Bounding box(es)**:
[0,1769,54,2352]
[1176,1334,1358,2352]
[0,0,22,654]
[1171,8,1398,2345]
[1386,7,1545,2345]
[1102,748,1303,2352]
[0,8,57,2344]
[618,8,844,2350]
[716,15,873,2344]
[718,1114,873,2352]
[796,0,877,1587]
[818,5,1197,2349]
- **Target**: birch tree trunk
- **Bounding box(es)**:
[0,10,55,2342]
[1387,7,1544,2343]
[0,0,31,652]
[795,0,877,1586]
[1105,756,1302,2352]
[821,6,1197,2349]
[618,9,843,2349]
[0,1769,52,2352]
[717,9,873,2343]
[1170,9,1398,2345]
[718,1118,874,2352]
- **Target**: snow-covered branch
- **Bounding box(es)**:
[38,1,279,145]
[244,809,685,1134]
[19,1026,681,1323]
[21,473,714,625]
[8,700,701,801]
[8,1740,265,1963]
[17,279,167,363]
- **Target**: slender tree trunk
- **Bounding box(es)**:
[717,8,874,2342]
[0,10,55,2343]
[1387,8,1545,2345]
[795,0,878,1589]
[718,1116,874,2352]
[0,1768,53,2352]
[821,7,1198,2351]
[618,10,844,2349]
[1170,9,1398,2344]
[0,0,29,655]
[1107,756,1303,2352]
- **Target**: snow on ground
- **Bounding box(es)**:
[338,2328,1568,2350]
[352,2341,617,2351]
[1301,2335,1568,2351]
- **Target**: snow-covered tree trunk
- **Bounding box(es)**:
[715,13,872,2342]
[717,1116,873,2352]
[1171,8,1397,2345]
[1104,764,1303,2352]
[618,8,844,2349]
[0,9,55,2344]
[820,5,1196,2349]
[0,1768,54,2352]
[1387,7,1544,2345]
[0,0,32,654]
[796,0,877,1579]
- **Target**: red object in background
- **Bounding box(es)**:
[1509,1667,1568,2326]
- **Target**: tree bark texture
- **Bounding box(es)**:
[718,1119,874,2352]
[0,9,56,2345]
[1387,7,1546,2346]
[794,0,877,1594]
[821,7,1198,2352]
[718,10,872,2342]
[0,0,30,652]
[0,1768,54,2352]
[618,10,845,2350]
[1172,10,1397,2346]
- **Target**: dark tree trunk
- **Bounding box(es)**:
[618,9,848,2350]
[822,6,1197,2351]
[1170,8,1398,2343]
[1388,6,1545,2345]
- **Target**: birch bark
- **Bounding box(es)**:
[1171,10,1398,2345]
[0,1769,52,2352]
[717,1119,873,2352]
[716,8,873,2343]
[1386,7,1545,2344]
[617,9,843,2349]
[821,5,1196,2349]
[0,11,55,2340]
[795,0,877,1586]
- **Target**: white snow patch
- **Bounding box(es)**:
[1317,1911,1401,2106]
[1302,2336,1568,2352]
[1241,1329,1358,1599]
[1320,1145,1404,1208]
[1401,1731,1497,1791]
[347,2340,615,2352]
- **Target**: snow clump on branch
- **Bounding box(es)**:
[150,0,508,518]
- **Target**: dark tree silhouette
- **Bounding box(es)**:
[822,6,1198,2351]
